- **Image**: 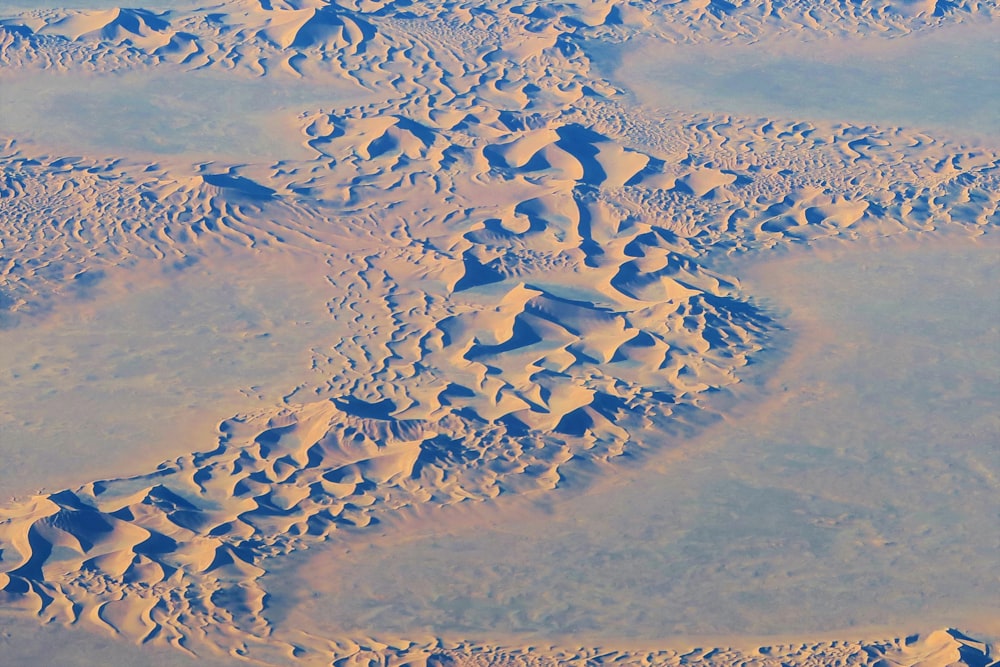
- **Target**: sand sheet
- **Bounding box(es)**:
[0,251,344,495]
[0,0,997,665]
[602,21,1000,140]
[0,70,380,161]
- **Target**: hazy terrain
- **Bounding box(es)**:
[0,0,997,665]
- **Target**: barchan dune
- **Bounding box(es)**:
[0,0,997,665]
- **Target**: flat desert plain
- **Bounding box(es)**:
[0,1,997,666]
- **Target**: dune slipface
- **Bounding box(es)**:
[0,0,997,665]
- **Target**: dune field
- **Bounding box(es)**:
[0,0,997,665]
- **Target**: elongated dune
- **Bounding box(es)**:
[0,0,997,664]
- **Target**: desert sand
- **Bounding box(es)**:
[0,0,997,665]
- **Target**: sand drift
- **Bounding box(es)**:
[0,0,997,665]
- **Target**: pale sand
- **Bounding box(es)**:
[602,21,1000,140]
[0,249,344,495]
[282,235,997,640]
[0,0,997,664]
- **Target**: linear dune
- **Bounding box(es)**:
[0,0,997,664]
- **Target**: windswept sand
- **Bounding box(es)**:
[0,0,997,664]
[282,235,998,643]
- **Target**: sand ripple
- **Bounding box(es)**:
[0,0,997,663]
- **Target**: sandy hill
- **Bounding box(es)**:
[0,0,997,664]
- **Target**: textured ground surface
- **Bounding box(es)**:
[0,0,997,664]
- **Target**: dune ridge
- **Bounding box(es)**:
[0,0,997,663]
[1,0,997,78]
[265,628,996,666]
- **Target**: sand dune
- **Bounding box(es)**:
[0,0,997,663]
[36,7,172,49]
[276,629,995,666]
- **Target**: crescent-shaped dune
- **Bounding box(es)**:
[0,0,997,664]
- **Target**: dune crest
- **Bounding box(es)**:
[1,0,997,663]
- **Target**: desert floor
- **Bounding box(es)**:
[0,1,997,665]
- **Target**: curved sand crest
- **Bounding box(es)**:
[35,7,172,49]
[2,105,998,667]
[0,0,997,664]
[0,0,388,77]
[292,236,999,646]
[274,628,998,666]
[0,247,773,659]
[0,246,355,496]
[2,115,996,660]
[0,611,993,667]
[4,105,1000,667]
[2,0,996,80]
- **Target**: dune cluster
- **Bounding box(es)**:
[0,0,996,664]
